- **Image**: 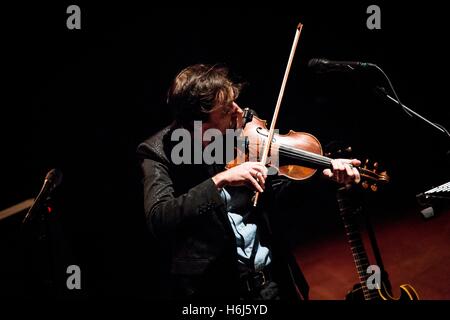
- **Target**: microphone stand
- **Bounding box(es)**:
[19,196,55,296]
[20,169,62,295]
[376,87,450,140]
[370,64,450,141]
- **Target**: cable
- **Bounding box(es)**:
[373,64,450,139]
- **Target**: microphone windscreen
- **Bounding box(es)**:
[307,58,320,68]
[45,168,63,187]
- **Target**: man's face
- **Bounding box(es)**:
[205,101,243,134]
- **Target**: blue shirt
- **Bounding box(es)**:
[220,188,271,271]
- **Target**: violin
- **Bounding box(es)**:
[226,108,390,190]
[229,23,386,205]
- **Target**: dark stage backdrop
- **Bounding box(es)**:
[1,2,449,297]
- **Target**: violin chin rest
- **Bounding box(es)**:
[266,166,279,177]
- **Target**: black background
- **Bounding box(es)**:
[1,2,449,298]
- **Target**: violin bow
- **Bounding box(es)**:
[253,22,304,207]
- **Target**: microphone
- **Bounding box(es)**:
[308,58,376,73]
[22,168,63,224]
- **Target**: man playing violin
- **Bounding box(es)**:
[137,64,361,301]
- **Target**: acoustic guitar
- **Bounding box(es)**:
[335,159,419,300]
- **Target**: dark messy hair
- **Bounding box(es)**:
[167,64,242,126]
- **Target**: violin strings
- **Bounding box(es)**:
[279,152,330,167]
[278,149,329,166]
[277,143,332,167]
[277,145,383,180]
[249,141,383,181]
[273,145,330,166]
[254,135,331,165]
[254,141,382,179]
[254,140,331,167]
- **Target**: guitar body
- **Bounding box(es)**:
[336,186,420,301]
[346,282,420,301]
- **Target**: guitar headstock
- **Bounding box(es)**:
[325,142,390,192]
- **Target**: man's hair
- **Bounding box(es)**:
[167,64,241,126]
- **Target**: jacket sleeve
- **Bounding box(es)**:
[140,157,225,239]
[268,175,292,199]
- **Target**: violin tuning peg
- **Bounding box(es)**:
[373,162,379,172]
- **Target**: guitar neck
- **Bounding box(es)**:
[336,187,378,300]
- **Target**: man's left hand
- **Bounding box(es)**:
[322,159,361,185]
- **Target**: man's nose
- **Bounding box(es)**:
[232,102,243,115]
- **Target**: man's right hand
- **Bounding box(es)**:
[212,162,268,192]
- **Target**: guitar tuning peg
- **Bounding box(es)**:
[370,183,378,192]
[374,162,379,169]
[362,181,369,189]
[364,159,369,168]
[345,146,352,153]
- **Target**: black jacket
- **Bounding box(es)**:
[137,124,308,300]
